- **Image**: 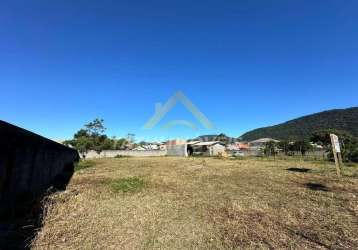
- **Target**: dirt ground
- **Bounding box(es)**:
[32,157,358,249]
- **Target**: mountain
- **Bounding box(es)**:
[240,107,358,141]
[191,134,238,143]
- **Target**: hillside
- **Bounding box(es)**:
[240,107,358,141]
[191,134,238,143]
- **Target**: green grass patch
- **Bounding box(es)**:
[74,160,95,172]
[109,177,145,193]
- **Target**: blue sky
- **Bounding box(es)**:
[1,0,357,141]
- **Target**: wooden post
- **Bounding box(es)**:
[330,134,342,177]
[337,152,344,169]
[332,149,341,178]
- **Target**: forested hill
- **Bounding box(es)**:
[240,107,358,141]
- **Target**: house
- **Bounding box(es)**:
[143,144,159,150]
[226,142,250,156]
[132,146,146,151]
[238,143,250,150]
[188,141,226,156]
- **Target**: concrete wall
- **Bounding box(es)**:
[166,144,188,157]
[84,149,167,159]
[0,120,79,217]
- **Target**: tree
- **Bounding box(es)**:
[277,140,291,155]
[311,129,354,147]
[292,140,312,156]
[101,137,115,151]
[311,129,358,162]
[347,147,358,162]
[74,136,93,158]
[264,141,277,157]
[68,118,108,155]
[115,138,128,150]
[92,134,108,154]
[74,129,89,139]
[85,118,106,137]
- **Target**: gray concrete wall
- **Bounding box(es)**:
[166,144,188,157]
[0,120,79,217]
[84,150,167,159]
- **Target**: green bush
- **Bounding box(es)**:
[347,147,358,162]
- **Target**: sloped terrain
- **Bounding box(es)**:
[241,107,358,141]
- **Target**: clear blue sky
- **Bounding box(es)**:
[1,0,357,141]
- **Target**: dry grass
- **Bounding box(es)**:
[32,157,358,249]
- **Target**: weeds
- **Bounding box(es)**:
[32,157,358,249]
[74,160,95,172]
[109,177,145,193]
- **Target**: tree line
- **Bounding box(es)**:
[263,129,358,162]
[65,119,358,162]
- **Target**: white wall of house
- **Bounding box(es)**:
[209,144,226,156]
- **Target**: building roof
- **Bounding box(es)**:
[249,138,279,144]
[227,143,250,150]
[133,146,146,150]
[238,143,250,149]
[187,141,201,145]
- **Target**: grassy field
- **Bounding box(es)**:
[32,157,358,249]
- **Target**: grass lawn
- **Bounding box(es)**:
[32,157,358,249]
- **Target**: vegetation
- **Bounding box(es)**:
[74,160,95,172]
[109,177,145,193]
[32,157,358,249]
[265,140,312,157]
[311,129,358,162]
[240,107,358,141]
[263,141,277,157]
[63,118,131,157]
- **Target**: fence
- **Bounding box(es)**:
[0,120,79,218]
[83,150,167,159]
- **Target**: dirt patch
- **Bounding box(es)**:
[71,176,109,187]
